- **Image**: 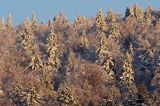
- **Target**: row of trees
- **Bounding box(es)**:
[0,4,160,106]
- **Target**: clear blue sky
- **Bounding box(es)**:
[0,0,160,25]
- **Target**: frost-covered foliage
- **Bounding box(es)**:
[0,5,160,106]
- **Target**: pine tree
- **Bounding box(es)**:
[120,52,137,95]
[73,16,86,28]
[46,30,61,69]
[57,82,79,106]
[48,18,53,28]
[18,17,43,71]
[63,16,69,25]
[7,14,12,28]
[103,54,115,80]
[18,17,34,54]
[138,42,153,67]
[125,6,134,17]
[24,17,31,28]
[28,51,43,71]
[0,17,5,30]
[80,30,89,48]
[31,11,38,32]
[12,84,41,106]
[96,33,110,64]
[134,4,139,19]
[95,9,107,34]
[144,6,153,24]
[66,49,76,79]
[106,8,116,23]
[108,23,120,39]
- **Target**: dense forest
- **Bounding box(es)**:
[0,4,160,106]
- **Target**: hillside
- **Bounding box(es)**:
[0,5,160,106]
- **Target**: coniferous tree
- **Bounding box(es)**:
[144,6,153,24]
[48,18,53,28]
[103,54,115,80]
[57,82,79,106]
[138,42,154,68]
[7,14,12,29]
[108,23,120,39]
[95,9,107,34]
[106,8,116,23]
[31,11,38,32]
[120,52,137,97]
[125,6,134,17]
[80,30,89,49]
[73,16,86,28]
[66,49,76,79]
[28,51,43,71]
[12,84,41,106]
[46,30,61,70]
[18,17,34,54]
[96,33,110,64]
[134,4,140,20]
[0,17,5,30]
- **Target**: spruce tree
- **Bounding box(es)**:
[96,33,110,64]
[80,30,89,49]
[0,17,5,30]
[108,23,120,39]
[73,16,86,28]
[125,6,134,17]
[46,30,61,69]
[144,6,153,24]
[95,9,107,34]
[7,14,12,28]
[12,84,41,106]
[66,49,76,80]
[48,18,53,28]
[121,53,135,87]
[134,4,139,19]
[106,8,116,23]
[31,11,38,32]
[120,52,137,95]
[18,17,34,54]
[57,82,79,106]
[28,51,43,71]
[103,54,115,80]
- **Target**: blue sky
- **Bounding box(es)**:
[0,0,160,25]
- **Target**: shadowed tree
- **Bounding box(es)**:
[48,18,53,28]
[125,6,134,17]
[106,8,116,23]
